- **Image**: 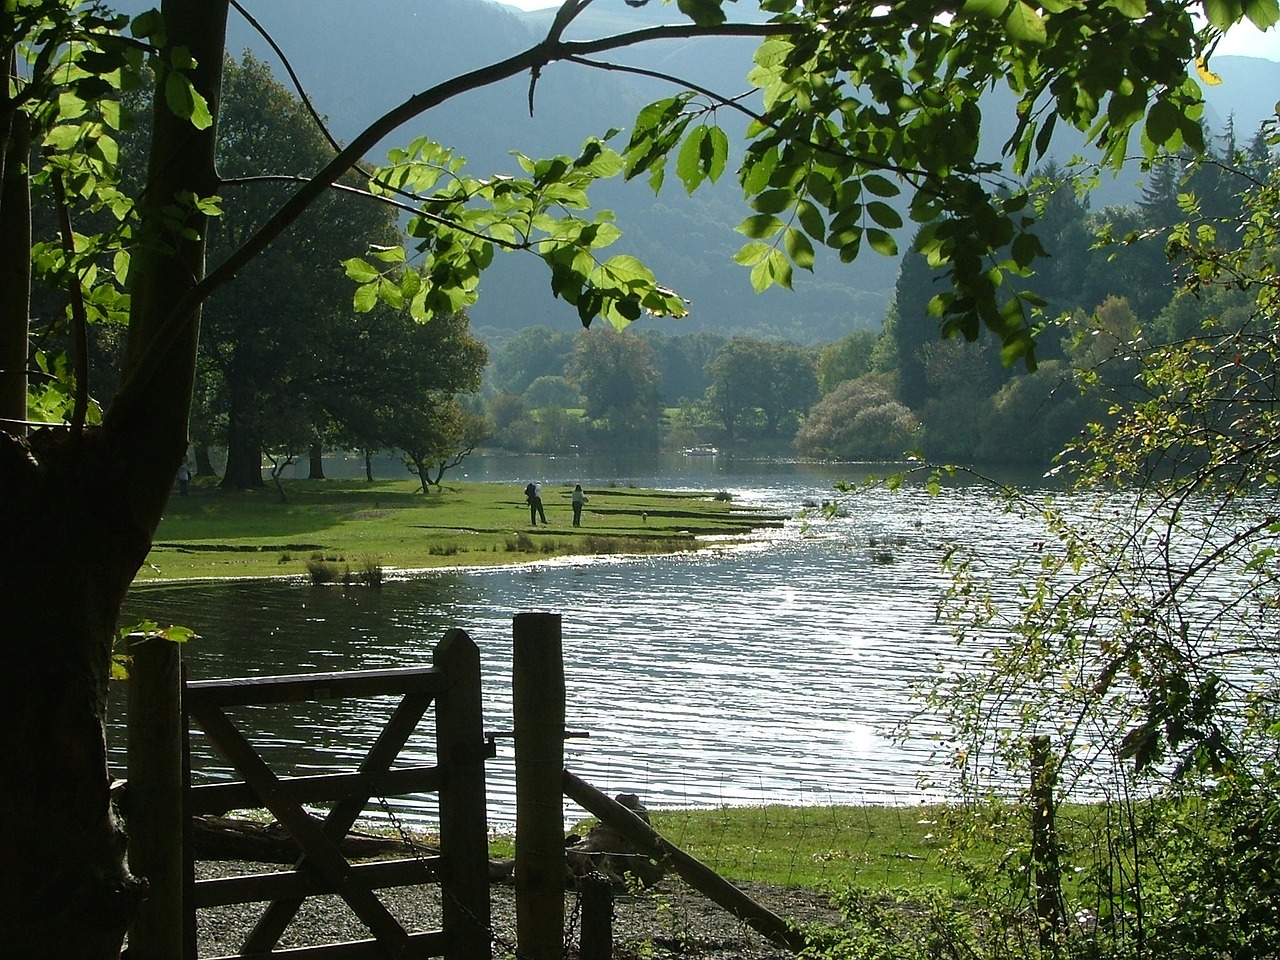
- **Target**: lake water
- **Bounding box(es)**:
[116,453,1056,828]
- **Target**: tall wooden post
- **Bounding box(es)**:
[435,629,493,960]
[1030,734,1064,952]
[579,872,615,960]
[513,613,565,960]
[126,635,185,960]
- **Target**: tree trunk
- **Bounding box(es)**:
[194,441,215,477]
[1,433,153,957]
[221,422,264,489]
[0,103,29,438]
[308,440,325,479]
[364,447,375,481]
[0,4,229,957]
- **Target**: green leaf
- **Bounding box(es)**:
[784,227,816,271]
[1006,1,1048,43]
[805,169,836,207]
[736,213,785,240]
[1010,231,1042,268]
[158,625,198,644]
[866,228,898,256]
[1244,0,1280,28]
[131,10,166,44]
[795,199,826,240]
[370,244,407,264]
[862,174,899,198]
[597,254,653,287]
[677,0,727,26]
[733,241,771,267]
[749,248,793,292]
[706,126,729,183]
[1103,0,1148,15]
[866,201,903,230]
[343,258,380,283]
[164,71,212,129]
[377,277,405,309]
[353,282,378,313]
[962,0,1010,16]
[1202,0,1243,28]
[1145,99,1180,146]
[753,189,794,215]
[676,125,708,194]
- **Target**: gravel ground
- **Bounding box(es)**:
[195,860,841,959]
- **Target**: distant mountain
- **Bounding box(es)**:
[112,0,1279,344]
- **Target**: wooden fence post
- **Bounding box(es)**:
[513,613,565,960]
[126,635,184,960]
[563,769,807,953]
[1030,734,1064,951]
[435,629,493,960]
[579,872,614,960]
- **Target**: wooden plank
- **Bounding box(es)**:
[194,857,441,907]
[188,699,413,955]
[186,666,445,707]
[434,629,492,960]
[188,765,442,816]
[127,636,186,960]
[563,769,806,953]
[513,614,565,960]
[240,689,435,953]
[201,929,446,960]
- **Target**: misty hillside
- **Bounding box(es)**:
[113,0,1278,343]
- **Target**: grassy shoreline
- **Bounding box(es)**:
[137,477,788,582]
[140,479,976,900]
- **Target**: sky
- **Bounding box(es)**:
[490,0,1280,61]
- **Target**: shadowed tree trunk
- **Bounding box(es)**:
[0,102,29,437]
[0,4,228,957]
[194,441,215,477]
[308,440,326,479]
[221,409,265,489]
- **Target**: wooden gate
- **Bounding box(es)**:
[182,629,491,960]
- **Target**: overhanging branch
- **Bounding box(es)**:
[108,18,800,424]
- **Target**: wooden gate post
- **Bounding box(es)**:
[1030,734,1064,951]
[126,635,185,960]
[513,613,565,960]
[435,629,493,960]
[579,872,614,960]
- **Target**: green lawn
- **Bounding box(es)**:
[139,477,785,581]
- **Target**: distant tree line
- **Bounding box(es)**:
[482,122,1277,468]
[98,58,1276,479]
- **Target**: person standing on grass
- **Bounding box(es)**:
[572,483,588,526]
[525,480,547,525]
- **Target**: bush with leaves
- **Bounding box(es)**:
[900,122,1280,960]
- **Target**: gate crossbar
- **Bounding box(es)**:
[184,633,491,960]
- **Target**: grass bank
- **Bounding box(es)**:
[138,477,786,581]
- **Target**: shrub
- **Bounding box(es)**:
[305,558,341,584]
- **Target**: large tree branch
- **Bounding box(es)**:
[107,19,797,425]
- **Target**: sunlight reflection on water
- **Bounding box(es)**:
[117,458,1055,827]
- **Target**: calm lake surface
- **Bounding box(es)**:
[115,453,1054,828]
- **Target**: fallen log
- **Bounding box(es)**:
[193,815,422,863]
[193,815,515,882]
[562,769,807,953]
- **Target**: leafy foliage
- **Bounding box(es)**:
[896,120,1280,960]
[795,372,919,461]
[348,135,687,329]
